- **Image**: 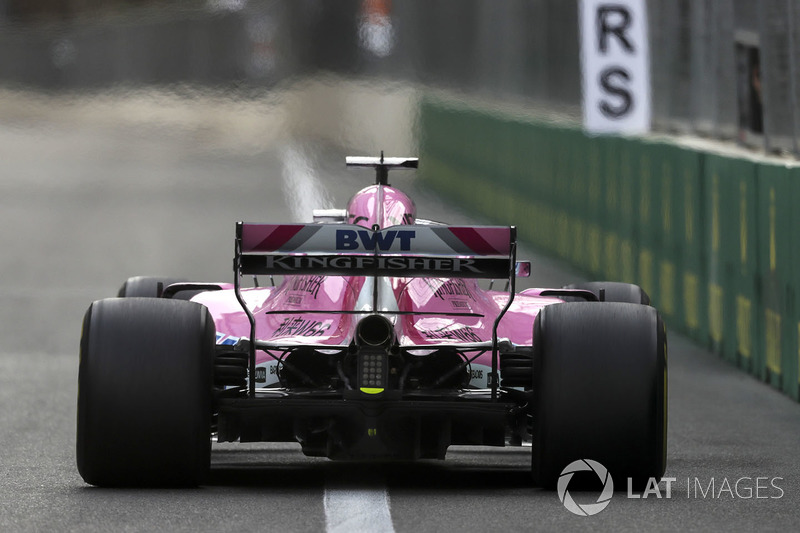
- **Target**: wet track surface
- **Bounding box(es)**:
[1,107,799,532]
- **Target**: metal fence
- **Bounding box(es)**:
[392,0,583,114]
[648,0,800,155]
[2,0,799,156]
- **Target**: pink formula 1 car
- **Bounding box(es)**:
[77,156,667,488]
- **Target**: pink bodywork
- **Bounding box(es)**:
[191,184,566,384]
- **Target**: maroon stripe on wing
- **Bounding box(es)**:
[241,224,305,252]
[447,227,509,255]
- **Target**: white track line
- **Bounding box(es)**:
[281,144,394,532]
[324,477,395,533]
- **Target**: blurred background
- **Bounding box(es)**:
[1,0,800,154]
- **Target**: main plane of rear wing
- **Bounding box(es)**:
[236,223,515,279]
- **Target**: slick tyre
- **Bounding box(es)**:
[117,276,191,299]
[562,281,650,305]
[77,298,215,487]
[531,302,667,488]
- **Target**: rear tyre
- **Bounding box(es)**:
[77,298,215,487]
[531,302,667,488]
[562,281,650,305]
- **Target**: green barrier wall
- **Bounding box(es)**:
[793,176,800,401]
[702,155,761,372]
[759,164,799,400]
[419,96,800,402]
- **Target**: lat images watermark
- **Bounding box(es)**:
[627,476,785,500]
[558,460,785,516]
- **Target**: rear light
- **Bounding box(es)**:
[358,349,388,394]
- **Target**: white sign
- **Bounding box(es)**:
[580,0,651,134]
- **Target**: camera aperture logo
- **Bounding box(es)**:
[558,459,614,516]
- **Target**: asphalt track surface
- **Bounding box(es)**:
[1,103,799,532]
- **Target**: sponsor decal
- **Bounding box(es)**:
[273,317,331,338]
[451,300,470,309]
[336,229,416,251]
[255,363,279,383]
[286,295,303,305]
[432,279,475,301]
[253,255,490,275]
[290,275,324,299]
[421,327,482,343]
[216,334,241,346]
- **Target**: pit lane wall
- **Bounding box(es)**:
[418,95,800,402]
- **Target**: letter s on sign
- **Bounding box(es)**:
[599,67,633,118]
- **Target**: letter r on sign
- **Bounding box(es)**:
[597,5,634,53]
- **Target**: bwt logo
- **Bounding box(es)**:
[336,229,416,251]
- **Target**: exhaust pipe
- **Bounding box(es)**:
[356,315,396,347]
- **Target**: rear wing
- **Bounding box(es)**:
[233,222,518,400]
[236,223,515,279]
